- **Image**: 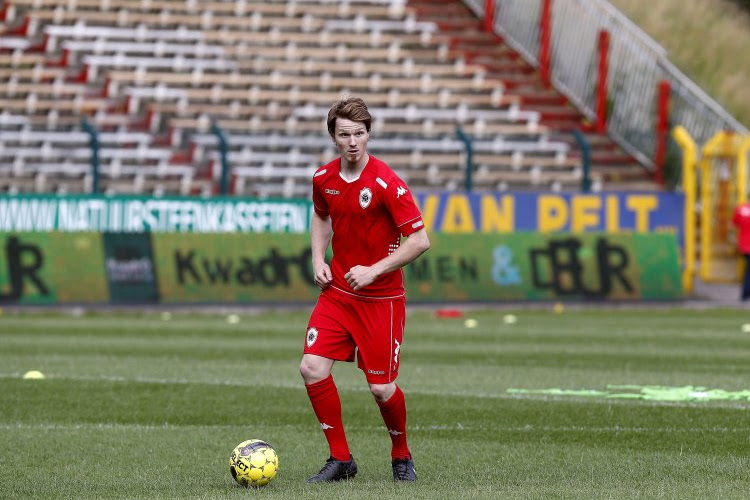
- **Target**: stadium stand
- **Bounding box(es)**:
[0,0,649,197]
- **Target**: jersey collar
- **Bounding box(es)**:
[338,155,371,183]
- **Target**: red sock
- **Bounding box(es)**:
[305,375,350,461]
[377,385,410,460]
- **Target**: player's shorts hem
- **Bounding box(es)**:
[302,349,355,363]
[362,369,398,384]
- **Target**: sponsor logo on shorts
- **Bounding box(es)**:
[359,187,372,209]
[367,369,385,375]
[393,339,401,365]
[306,327,318,348]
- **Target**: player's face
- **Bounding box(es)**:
[333,118,369,167]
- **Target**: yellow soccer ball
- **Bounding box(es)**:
[229,439,279,487]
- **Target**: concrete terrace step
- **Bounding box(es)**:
[541,119,588,132]
[554,132,628,150]
[532,105,582,121]
[596,166,655,182]
[516,91,568,107]
[484,72,544,89]
[439,29,501,44]
[553,129,649,175]
[466,57,528,74]
[431,19,484,31]
[590,151,641,166]
[450,39,513,51]
[408,1,471,15]
[469,58,533,75]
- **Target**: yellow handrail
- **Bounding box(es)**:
[671,126,696,294]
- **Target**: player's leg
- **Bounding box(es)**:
[301,294,358,482]
[369,381,407,456]
[354,298,416,481]
[301,355,349,458]
[301,354,357,482]
[371,381,415,480]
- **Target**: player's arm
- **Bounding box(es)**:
[345,228,430,291]
[311,211,333,289]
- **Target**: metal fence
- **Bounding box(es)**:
[463,0,749,169]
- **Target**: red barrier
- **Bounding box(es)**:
[483,0,495,33]
[596,30,610,134]
[654,80,671,185]
[539,0,553,88]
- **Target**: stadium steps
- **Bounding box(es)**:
[0,0,649,194]
[407,0,653,188]
[0,4,209,195]
[0,0,575,195]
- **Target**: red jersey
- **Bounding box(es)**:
[312,155,424,299]
[733,201,750,253]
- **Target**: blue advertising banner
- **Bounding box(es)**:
[414,191,684,245]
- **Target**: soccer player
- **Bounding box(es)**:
[300,97,430,483]
[732,198,750,300]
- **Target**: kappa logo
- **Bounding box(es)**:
[320,423,334,430]
[393,339,401,365]
[359,187,372,209]
[396,186,407,198]
[306,327,318,348]
[388,429,404,436]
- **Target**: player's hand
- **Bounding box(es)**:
[313,263,332,290]
[345,265,377,291]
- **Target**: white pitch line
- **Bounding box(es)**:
[0,422,474,432]
[0,372,303,390]
[2,372,750,410]
[0,421,747,434]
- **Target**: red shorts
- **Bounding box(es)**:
[304,289,406,384]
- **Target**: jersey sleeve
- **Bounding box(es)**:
[382,174,424,237]
[311,171,329,218]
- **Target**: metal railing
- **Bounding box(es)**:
[463,0,748,170]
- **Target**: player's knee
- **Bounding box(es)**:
[299,358,329,384]
[369,382,396,402]
[298,359,315,382]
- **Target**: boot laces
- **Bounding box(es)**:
[316,457,337,476]
[393,459,412,479]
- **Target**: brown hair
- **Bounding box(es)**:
[326,97,372,137]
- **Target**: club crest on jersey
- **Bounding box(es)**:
[359,187,373,209]
[306,327,318,348]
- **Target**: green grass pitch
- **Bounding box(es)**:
[1,307,749,499]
